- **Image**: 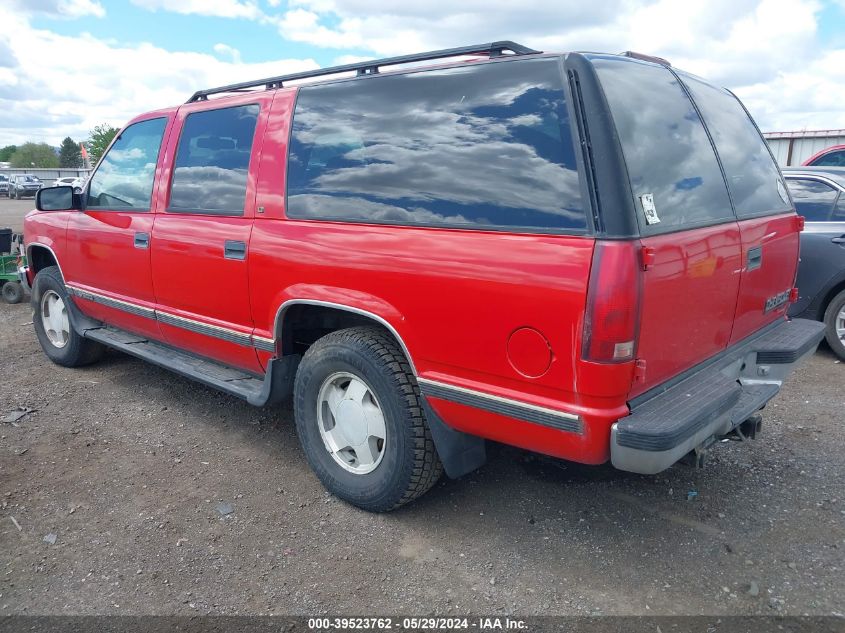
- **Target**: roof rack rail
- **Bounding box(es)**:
[186,40,542,103]
[622,51,671,67]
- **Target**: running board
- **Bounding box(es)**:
[82,326,298,406]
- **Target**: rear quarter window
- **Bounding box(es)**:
[592,56,733,234]
[679,73,791,219]
[286,57,587,233]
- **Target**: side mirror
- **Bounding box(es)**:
[36,186,79,212]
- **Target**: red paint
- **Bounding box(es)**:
[507,327,552,378]
[21,69,804,469]
[632,222,743,397]
[729,213,798,344]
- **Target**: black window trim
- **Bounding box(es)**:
[282,54,594,237]
[165,102,261,218]
[83,115,169,214]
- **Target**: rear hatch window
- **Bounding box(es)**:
[591,55,733,234]
[678,73,791,218]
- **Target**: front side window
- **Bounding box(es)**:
[287,58,586,232]
[593,56,733,233]
[786,178,838,222]
[87,118,167,210]
[168,104,259,216]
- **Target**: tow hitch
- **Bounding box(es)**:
[727,414,763,441]
[681,415,764,469]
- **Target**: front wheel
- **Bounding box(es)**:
[293,326,442,512]
[823,289,845,360]
[32,266,105,367]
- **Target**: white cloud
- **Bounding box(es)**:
[0,7,317,146]
[130,0,263,20]
[267,0,845,131]
[7,0,105,19]
[2,0,845,145]
[213,43,243,64]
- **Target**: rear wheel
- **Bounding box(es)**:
[1,281,24,304]
[32,266,105,367]
[823,289,845,360]
[293,326,442,512]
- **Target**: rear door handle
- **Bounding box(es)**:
[224,240,247,260]
[832,236,845,245]
[134,232,149,249]
[747,246,762,271]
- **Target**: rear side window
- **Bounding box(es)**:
[786,178,838,222]
[592,56,733,233]
[168,104,259,216]
[287,58,586,232]
[680,74,791,218]
[87,117,167,211]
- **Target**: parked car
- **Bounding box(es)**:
[53,176,86,194]
[0,175,8,196]
[783,167,845,359]
[9,174,42,199]
[21,42,824,511]
[803,145,845,167]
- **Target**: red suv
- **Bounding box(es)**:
[21,42,824,511]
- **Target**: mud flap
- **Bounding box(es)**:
[421,398,487,479]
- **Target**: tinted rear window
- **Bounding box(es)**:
[287,58,586,232]
[680,73,790,218]
[593,56,733,233]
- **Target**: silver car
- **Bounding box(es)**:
[8,174,42,199]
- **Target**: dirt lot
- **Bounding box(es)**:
[0,198,31,234]
[0,200,843,617]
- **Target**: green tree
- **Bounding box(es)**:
[9,142,59,168]
[58,136,82,168]
[0,145,17,162]
[86,123,119,165]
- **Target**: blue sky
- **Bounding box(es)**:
[3,0,845,145]
[30,2,371,67]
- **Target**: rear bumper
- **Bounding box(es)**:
[610,318,825,474]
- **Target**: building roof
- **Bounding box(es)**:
[763,129,845,140]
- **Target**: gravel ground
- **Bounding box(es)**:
[1,200,844,618]
[1,296,843,617]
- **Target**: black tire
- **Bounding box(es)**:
[293,326,443,512]
[1,281,24,304]
[32,265,105,367]
[823,289,845,361]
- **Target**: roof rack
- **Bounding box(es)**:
[186,41,542,103]
[622,51,671,66]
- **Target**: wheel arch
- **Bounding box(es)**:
[26,243,63,279]
[273,299,418,376]
[818,277,845,321]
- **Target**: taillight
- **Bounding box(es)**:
[582,241,642,363]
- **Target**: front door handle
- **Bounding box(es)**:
[747,246,762,271]
[224,240,247,260]
[832,236,845,245]
[134,232,149,249]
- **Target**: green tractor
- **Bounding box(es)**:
[1,229,26,304]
